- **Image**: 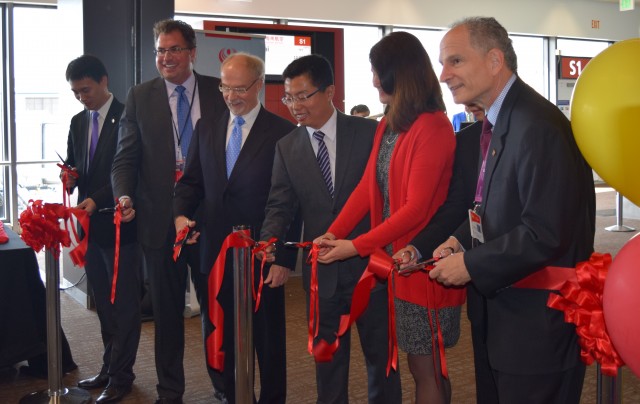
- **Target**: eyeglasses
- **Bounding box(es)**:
[281,88,321,105]
[218,78,260,95]
[154,46,192,56]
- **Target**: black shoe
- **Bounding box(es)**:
[154,397,183,404]
[77,373,109,389]
[96,383,132,403]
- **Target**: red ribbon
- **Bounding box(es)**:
[18,200,89,266]
[173,226,190,262]
[250,237,277,312]
[547,252,624,376]
[57,163,79,209]
[206,231,273,371]
[111,205,122,304]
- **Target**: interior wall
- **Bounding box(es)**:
[176,0,640,41]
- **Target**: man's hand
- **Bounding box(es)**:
[60,167,78,190]
[118,196,136,223]
[76,198,97,215]
[255,241,276,263]
[174,215,200,245]
[316,239,357,264]
[264,264,290,288]
[429,237,470,286]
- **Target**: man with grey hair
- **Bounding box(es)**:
[173,52,297,403]
[431,17,595,403]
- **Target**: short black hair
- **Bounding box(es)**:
[350,104,370,115]
[65,54,108,83]
[282,54,334,90]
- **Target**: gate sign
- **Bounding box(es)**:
[559,56,593,79]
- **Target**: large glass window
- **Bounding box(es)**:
[13,6,66,215]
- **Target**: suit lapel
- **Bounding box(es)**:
[215,110,230,181]
[78,111,91,176]
[231,107,271,177]
[333,113,354,201]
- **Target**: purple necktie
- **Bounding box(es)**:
[89,110,99,164]
[480,118,493,158]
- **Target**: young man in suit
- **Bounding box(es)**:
[431,17,595,403]
[260,54,402,404]
[173,52,297,404]
[63,54,141,403]
[111,20,226,404]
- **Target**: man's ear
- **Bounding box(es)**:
[487,48,504,72]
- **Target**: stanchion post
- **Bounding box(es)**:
[19,249,91,404]
[605,192,636,232]
[597,363,622,404]
[232,225,254,404]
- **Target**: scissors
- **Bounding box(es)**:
[56,151,80,178]
[396,257,438,276]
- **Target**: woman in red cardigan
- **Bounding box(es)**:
[315,31,465,404]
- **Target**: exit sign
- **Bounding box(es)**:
[620,0,634,11]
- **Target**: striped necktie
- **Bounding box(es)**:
[313,131,334,198]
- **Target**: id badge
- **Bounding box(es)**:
[469,209,485,244]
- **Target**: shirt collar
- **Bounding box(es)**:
[305,108,338,142]
[92,93,114,119]
[485,74,516,127]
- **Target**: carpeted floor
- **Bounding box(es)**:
[1,188,639,403]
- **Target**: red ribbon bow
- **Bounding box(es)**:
[19,200,89,266]
[547,252,624,376]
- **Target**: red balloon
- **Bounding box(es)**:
[603,233,640,378]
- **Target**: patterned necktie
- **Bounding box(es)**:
[226,116,245,178]
[89,110,99,164]
[480,118,493,157]
[176,85,193,158]
[313,131,334,198]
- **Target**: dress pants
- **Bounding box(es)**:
[142,234,202,399]
[84,241,142,386]
[208,254,287,404]
[312,272,402,404]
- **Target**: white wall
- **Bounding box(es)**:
[176,0,640,41]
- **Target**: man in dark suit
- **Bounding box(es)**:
[173,52,297,404]
[111,20,226,404]
[63,54,141,403]
[431,17,595,403]
[260,54,402,404]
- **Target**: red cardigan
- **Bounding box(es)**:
[329,111,465,307]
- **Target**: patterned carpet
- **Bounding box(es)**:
[1,188,639,403]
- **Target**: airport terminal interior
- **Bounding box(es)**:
[1,0,639,402]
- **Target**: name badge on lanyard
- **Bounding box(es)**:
[469,207,485,244]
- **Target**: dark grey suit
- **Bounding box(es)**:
[454,78,595,403]
[174,105,297,403]
[111,73,226,399]
[261,112,402,404]
[65,97,141,387]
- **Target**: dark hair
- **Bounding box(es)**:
[65,54,108,83]
[369,31,445,133]
[153,19,197,49]
[452,17,517,74]
[350,104,370,115]
[282,54,334,91]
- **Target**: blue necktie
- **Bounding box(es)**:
[89,110,99,164]
[313,131,334,197]
[226,116,245,178]
[176,85,193,158]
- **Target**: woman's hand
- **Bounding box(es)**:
[316,239,358,264]
[313,232,336,257]
[392,245,418,268]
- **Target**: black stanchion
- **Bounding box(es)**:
[19,250,91,404]
[232,225,254,404]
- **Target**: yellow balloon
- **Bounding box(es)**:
[571,38,640,205]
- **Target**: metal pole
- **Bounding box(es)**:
[605,192,636,232]
[19,249,91,404]
[233,225,254,404]
[597,363,622,404]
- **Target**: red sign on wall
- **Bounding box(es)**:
[559,56,593,79]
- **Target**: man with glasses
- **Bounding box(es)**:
[111,19,226,404]
[173,52,296,403]
[260,54,402,404]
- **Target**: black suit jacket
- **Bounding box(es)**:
[173,106,298,275]
[65,97,135,247]
[111,73,226,248]
[453,77,595,374]
[260,112,377,298]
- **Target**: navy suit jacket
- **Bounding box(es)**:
[173,105,298,275]
[65,97,135,247]
[453,77,595,374]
